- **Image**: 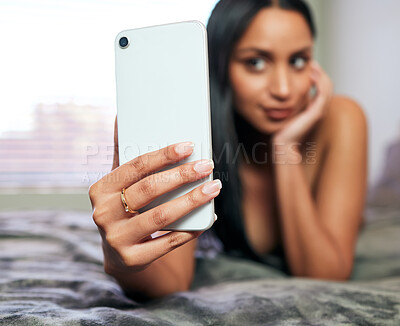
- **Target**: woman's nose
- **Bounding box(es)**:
[269,66,291,101]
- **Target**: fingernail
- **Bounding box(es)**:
[194,159,214,173]
[214,214,218,222]
[174,142,194,155]
[202,179,222,195]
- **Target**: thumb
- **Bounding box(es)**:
[112,115,119,171]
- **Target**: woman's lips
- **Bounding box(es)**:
[263,108,293,120]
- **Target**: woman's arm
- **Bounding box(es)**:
[89,117,219,302]
[272,96,368,280]
[110,117,198,300]
[107,237,198,301]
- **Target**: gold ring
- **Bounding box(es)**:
[121,187,138,214]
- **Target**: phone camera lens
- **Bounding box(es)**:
[119,36,129,49]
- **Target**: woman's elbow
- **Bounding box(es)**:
[294,257,353,281]
[295,268,352,281]
[312,267,352,281]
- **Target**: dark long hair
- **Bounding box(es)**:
[207,0,316,261]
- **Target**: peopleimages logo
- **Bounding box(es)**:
[82,141,317,166]
[211,141,318,165]
[82,141,318,184]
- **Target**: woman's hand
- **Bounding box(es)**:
[273,61,333,145]
[89,117,221,277]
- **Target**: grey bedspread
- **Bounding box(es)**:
[0,206,399,325]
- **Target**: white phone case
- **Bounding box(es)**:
[115,21,215,231]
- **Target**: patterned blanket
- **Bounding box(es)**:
[0,206,399,325]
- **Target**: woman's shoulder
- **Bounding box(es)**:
[325,95,367,131]
[304,94,368,170]
[318,95,368,146]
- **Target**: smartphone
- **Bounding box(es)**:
[115,21,215,231]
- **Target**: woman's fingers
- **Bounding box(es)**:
[308,61,332,119]
[123,159,214,214]
[125,179,222,243]
[104,141,195,192]
[123,230,203,268]
[311,61,332,97]
[100,178,221,268]
[91,158,215,226]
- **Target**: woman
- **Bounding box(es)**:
[89,0,368,301]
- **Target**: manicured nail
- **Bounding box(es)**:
[174,142,194,155]
[194,159,214,173]
[202,179,222,195]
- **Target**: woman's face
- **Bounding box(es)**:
[229,8,314,135]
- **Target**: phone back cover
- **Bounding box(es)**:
[115,21,214,231]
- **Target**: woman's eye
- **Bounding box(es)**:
[291,56,308,70]
[246,58,266,71]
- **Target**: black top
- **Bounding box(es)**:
[204,108,289,273]
[197,223,289,274]
[227,225,289,273]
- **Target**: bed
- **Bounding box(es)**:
[0,204,399,325]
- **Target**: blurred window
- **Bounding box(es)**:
[0,0,218,189]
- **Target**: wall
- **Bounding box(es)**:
[314,0,400,186]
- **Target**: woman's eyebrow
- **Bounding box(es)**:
[235,46,312,57]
